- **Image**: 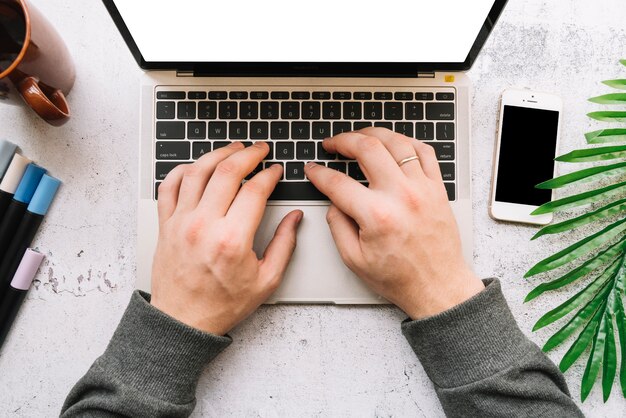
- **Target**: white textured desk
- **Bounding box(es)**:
[1,1,625,416]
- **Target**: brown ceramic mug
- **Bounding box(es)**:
[0,0,75,126]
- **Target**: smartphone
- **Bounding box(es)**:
[489,89,563,225]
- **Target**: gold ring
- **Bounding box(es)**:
[397,155,419,167]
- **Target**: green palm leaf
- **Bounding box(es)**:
[586,129,626,144]
[621,59,626,67]
[602,80,626,90]
[581,311,609,401]
[615,296,626,397]
[556,145,626,163]
[559,300,606,372]
[531,181,626,215]
[532,201,626,239]
[589,93,626,105]
[588,112,626,122]
[603,312,617,402]
[525,219,626,277]
[536,163,626,189]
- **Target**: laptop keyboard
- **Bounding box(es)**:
[154,88,457,201]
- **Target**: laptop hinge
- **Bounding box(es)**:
[417,72,436,78]
[176,70,194,77]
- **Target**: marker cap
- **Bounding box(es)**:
[28,175,61,216]
[14,164,46,204]
[10,249,45,291]
[0,154,31,194]
[0,140,17,179]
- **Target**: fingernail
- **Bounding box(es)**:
[305,162,317,169]
[296,211,304,223]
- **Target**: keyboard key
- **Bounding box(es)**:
[354,92,373,100]
[427,142,455,160]
[374,122,393,130]
[251,91,269,99]
[312,122,331,139]
[213,141,231,150]
[265,161,284,171]
[156,101,176,119]
[266,142,274,159]
[333,122,352,136]
[250,122,269,139]
[296,142,315,160]
[156,121,185,139]
[271,91,290,99]
[436,92,455,101]
[240,102,259,119]
[374,92,392,100]
[192,142,211,159]
[364,102,383,120]
[322,102,341,119]
[439,162,455,181]
[416,122,434,140]
[302,102,321,120]
[209,91,228,100]
[156,141,190,160]
[343,102,362,120]
[312,91,331,100]
[394,92,413,100]
[444,182,455,201]
[198,102,217,119]
[416,92,434,101]
[269,181,327,200]
[426,103,454,120]
[276,142,294,159]
[219,102,238,119]
[292,122,310,139]
[177,102,196,119]
[286,162,305,180]
[436,122,455,140]
[155,182,161,200]
[229,91,248,100]
[155,161,190,180]
[291,91,310,100]
[188,122,206,139]
[242,141,253,147]
[281,102,300,119]
[157,91,185,100]
[208,122,227,139]
[317,142,336,160]
[384,102,403,120]
[188,91,207,100]
[354,122,373,130]
[245,163,263,181]
[348,162,366,181]
[328,162,346,173]
[405,103,424,120]
[260,102,279,119]
[333,91,351,100]
[229,122,247,139]
[395,122,414,137]
[270,122,289,139]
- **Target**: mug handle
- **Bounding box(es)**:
[13,76,71,127]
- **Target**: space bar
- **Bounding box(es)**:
[269,182,328,201]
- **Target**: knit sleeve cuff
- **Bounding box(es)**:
[401,278,535,389]
[97,290,232,404]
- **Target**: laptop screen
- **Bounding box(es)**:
[111,0,498,64]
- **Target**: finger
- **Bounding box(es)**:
[357,127,424,180]
[176,142,245,212]
[157,163,188,223]
[322,131,402,186]
[304,162,371,223]
[410,140,443,182]
[226,163,283,242]
[200,142,271,215]
[258,210,304,289]
[326,204,363,270]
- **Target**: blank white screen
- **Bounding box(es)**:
[113,0,495,63]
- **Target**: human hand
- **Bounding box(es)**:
[305,128,484,319]
[150,142,303,335]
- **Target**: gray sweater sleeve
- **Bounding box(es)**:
[402,278,583,418]
[60,291,232,418]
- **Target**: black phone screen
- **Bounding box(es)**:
[495,105,560,206]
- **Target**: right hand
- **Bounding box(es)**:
[305,128,484,319]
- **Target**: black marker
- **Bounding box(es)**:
[0,249,44,350]
[0,175,60,299]
[0,154,31,222]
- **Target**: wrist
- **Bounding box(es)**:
[150,297,231,336]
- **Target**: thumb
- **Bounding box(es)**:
[259,210,303,287]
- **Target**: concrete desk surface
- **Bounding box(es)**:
[1,0,625,416]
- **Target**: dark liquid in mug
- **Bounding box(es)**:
[0,2,26,73]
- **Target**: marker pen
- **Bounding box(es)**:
[0,154,31,221]
[0,140,17,179]
[0,175,60,298]
[0,164,47,260]
[0,249,44,349]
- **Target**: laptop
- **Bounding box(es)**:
[103,0,508,304]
